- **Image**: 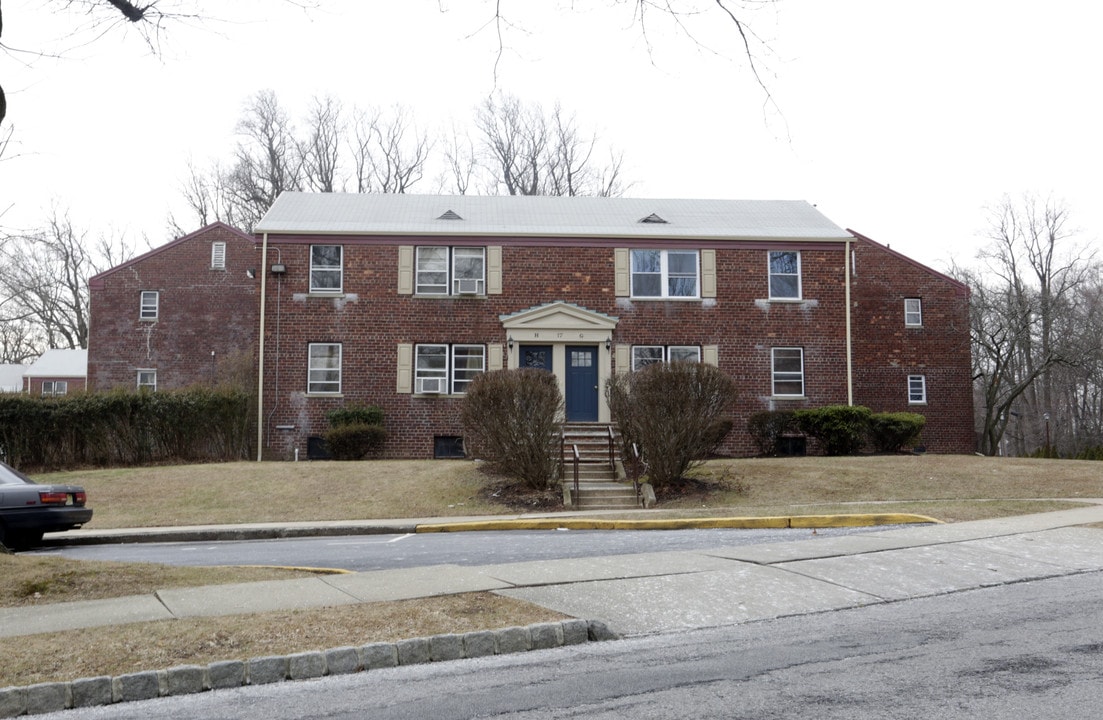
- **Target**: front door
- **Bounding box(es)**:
[519,345,553,373]
[565,345,599,421]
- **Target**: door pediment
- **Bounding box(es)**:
[500,302,618,337]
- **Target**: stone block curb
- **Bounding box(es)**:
[0,619,617,717]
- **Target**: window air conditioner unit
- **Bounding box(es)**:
[457,278,481,295]
[417,377,444,394]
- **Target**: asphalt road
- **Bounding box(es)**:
[37,571,1103,719]
[29,526,895,571]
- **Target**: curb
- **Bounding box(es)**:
[0,619,619,717]
[414,513,942,533]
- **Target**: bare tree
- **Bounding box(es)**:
[474,93,628,197]
[299,95,345,193]
[223,89,303,230]
[0,207,136,354]
[349,105,431,194]
[964,195,1099,455]
[439,124,478,195]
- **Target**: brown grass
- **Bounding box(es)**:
[37,455,1103,529]
[39,460,511,528]
[0,555,322,607]
[0,594,568,687]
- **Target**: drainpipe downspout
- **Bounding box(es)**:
[845,238,854,406]
[256,232,269,461]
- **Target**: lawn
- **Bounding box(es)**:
[35,454,1103,528]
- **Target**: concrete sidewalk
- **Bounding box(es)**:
[5,504,1103,639]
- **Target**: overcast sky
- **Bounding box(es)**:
[2,0,1100,271]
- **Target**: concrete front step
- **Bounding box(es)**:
[564,480,639,509]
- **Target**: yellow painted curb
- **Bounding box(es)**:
[415,513,941,533]
[231,564,353,575]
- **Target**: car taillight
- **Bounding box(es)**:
[74,491,87,505]
[39,491,69,505]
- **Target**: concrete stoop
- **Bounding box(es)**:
[560,424,640,510]
[0,620,619,718]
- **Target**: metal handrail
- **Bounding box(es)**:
[606,426,616,472]
[630,442,643,504]
[572,444,581,504]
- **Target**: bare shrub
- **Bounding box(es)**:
[460,369,563,490]
[606,363,737,489]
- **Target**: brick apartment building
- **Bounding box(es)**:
[87,223,258,392]
[245,193,974,459]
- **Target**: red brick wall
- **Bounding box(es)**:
[24,377,86,395]
[849,234,975,453]
[88,224,258,392]
[259,239,876,459]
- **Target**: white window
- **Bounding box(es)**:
[307,343,342,394]
[41,381,68,397]
[630,250,699,298]
[415,247,485,295]
[631,345,701,371]
[668,346,702,363]
[771,348,805,397]
[908,375,927,404]
[905,298,923,327]
[415,344,486,394]
[140,291,159,320]
[310,245,343,293]
[137,369,157,391]
[211,242,226,269]
[768,251,802,300]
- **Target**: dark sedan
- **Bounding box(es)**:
[0,460,92,550]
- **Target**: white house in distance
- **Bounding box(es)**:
[0,364,27,393]
[22,349,88,396]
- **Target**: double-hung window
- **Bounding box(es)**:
[137,369,157,391]
[908,375,927,404]
[768,251,801,300]
[905,298,923,327]
[310,245,343,293]
[631,345,702,371]
[415,344,486,394]
[630,250,699,298]
[771,348,805,397]
[41,381,68,397]
[307,343,342,394]
[416,247,486,295]
[140,291,159,320]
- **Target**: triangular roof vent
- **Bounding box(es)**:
[639,213,668,224]
[437,209,463,220]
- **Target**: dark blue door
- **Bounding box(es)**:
[565,346,598,421]
[519,345,553,372]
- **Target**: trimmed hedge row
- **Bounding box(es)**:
[0,389,255,471]
[748,406,926,456]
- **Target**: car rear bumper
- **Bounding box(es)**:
[2,506,93,533]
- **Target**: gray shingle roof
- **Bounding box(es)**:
[254,193,851,241]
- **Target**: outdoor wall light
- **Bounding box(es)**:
[507,336,514,350]
[605,336,612,351]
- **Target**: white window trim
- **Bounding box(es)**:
[307,343,342,395]
[41,380,68,397]
[415,247,486,296]
[768,251,803,301]
[137,369,157,391]
[630,249,700,299]
[211,242,227,270]
[905,298,923,327]
[908,374,927,404]
[140,291,159,321]
[310,245,343,294]
[771,347,805,397]
[414,343,486,395]
[631,345,702,371]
